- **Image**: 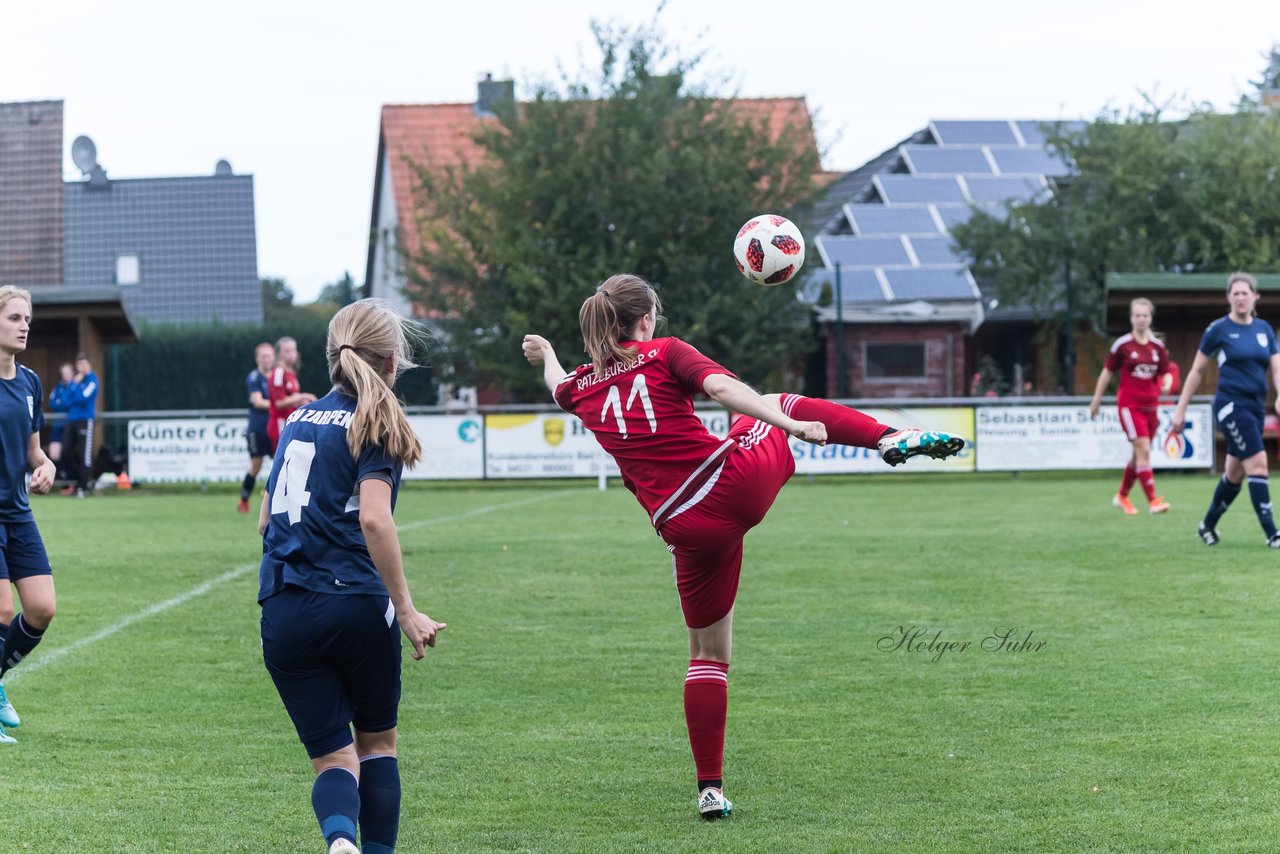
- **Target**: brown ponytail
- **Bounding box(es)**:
[579,274,663,378]
[325,299,424,468]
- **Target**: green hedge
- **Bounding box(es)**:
[107,317,438,413]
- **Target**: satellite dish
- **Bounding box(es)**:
[214,159,233,177]
[71,135,98,175]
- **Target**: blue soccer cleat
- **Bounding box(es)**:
[698,787,734,820]
[0,728,14,745]
[0,682,18,729]
[877,428,967,467]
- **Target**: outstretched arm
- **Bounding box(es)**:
[1172,351,1209,432]
[702,373,826,445]
[522,334,568,393]
[1087,368,1113,419]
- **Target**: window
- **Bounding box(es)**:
[116,254,140,286]
[865,342,926,379]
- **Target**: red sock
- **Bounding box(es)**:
[684,659,729,785]
[1136,467,1156,502]
[1120,463,1136,497]
[779,394,891,449]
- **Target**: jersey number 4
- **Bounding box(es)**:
[601,374,657,438]
[270,441,315,524]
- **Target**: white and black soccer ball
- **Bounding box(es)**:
[733,214,806,286]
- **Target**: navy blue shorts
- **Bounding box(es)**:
[261,586,402,759]
[246,425,272,459]
[1214,396,1266,459]
[0,520,52,581]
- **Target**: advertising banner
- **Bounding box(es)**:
[975,404,1213,471]
[790,406,976,474]
[404,415,484,480]
[128,418,255,483]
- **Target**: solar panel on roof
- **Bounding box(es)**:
[829,268,888,302]
[874,175,966,204]
[844,205,940,235]
[990,147,1070,176]
[883,267,978,301]
[964,176,1045,204]
[1015,120,1086,146]
[818,236,911,267]
[901,146,992,175]
[907,236,961,265]
[930,120,1018,145]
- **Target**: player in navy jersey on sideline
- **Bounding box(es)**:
[61,352,98,497]
[523,273,966,820]
[259,299,444,854]
[238,342,275,513]
[1172,272,1280,547]
[0,286,59,745]
[47,362,75,484]
[1088,298,1174,514]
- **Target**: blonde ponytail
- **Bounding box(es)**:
[326,299,423,468]
[579,274,662,377]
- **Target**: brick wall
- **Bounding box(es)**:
[0,100,63,286]
[825,322,968,399]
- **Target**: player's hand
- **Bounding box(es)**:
[1160,374,1174,395]
[522,334,552,365]
[400,611,446,660]
[1170,411,1186,434]
[789,420,827,445]
[301,393,317,404]
[29,460,55,494]
[1088,401,1100,420]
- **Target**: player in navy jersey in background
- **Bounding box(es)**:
[523,274,965,820]
[1172,273,1280,547]
[0,286,58,745]
[238,342,275,513]
[47,362,75,484]
[1088,298,1173,515]
[61,352,98,497]
[259,299,444,854]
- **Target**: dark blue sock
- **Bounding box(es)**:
[1,614,45,677]
[240,473,256,502]
[1248,476,1276,539]
[1204,476,1243,530]
[311,767,359,847]
[359,755,401,854]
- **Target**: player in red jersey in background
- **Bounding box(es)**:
[1088,297,1174,515]
[267,336,316,453]
[523,274,966,821]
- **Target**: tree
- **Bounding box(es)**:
[953,99,1280,388]
[316,272,358,307]
[402,18,821,400]
[261,277,295,321]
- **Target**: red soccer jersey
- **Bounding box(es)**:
[553,337,736,529]
[1103,334,1170,409]
[267,366,302,446]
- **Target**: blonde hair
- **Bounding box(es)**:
[1129,297,1154,315]
[579,274,663,378]
[0,285,32,314]
[325,299,423,468]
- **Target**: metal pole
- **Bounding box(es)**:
[1063,257,1075,394]
[835,264,846,398]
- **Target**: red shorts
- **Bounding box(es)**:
[658,416,796,629]
[1118,405,1158,441]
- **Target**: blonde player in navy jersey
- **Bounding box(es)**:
[259,299,445,854]
[1172,273,1280,547]
[524,273,965,820]
[0,286,58,745]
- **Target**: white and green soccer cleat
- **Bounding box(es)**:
[0,682,18,729]
[697,787,734,820]
[877,428,967,467]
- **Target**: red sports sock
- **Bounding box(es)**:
[684,659,729,785]
[1120,463,1137,497]
[1136,467,1157,502]
[779,394,891,449]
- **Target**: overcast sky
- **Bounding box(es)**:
[4,1,1276,303]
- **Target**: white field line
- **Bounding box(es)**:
[8,488,582,683]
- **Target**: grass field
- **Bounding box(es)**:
[1,471,1278,852]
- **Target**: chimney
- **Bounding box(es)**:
[475,73,514,118]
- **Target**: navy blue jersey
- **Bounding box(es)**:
[245,369,270,432]
[0,365,45,523]
[1199,316,1279,403]
[259,390,401,602]
[66,371,98,421]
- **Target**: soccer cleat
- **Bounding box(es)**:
[1197,523,1220,546]
[1149,497,1170,515]
[327,840,359,854]
[237,498,250,514]
[1112,494,1138,515]
[0,683,18,729]
[1268,534,1280,549]
[697,787,734,821]
[61,484,76,496]
[0,728,14,745]
[877,428,966,467]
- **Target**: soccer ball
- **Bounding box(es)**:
[733,214,805,285]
